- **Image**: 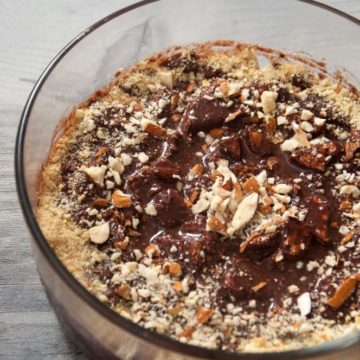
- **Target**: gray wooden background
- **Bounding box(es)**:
[0,1,359,359]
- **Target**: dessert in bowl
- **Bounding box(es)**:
[16,1,360,358]
[37,41,360,352]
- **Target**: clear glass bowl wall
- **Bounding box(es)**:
[16,0,360,359]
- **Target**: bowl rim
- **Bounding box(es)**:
[15,0,360,358]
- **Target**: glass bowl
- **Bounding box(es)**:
[15,0,360,359]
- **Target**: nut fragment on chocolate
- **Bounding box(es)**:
[88,222,110,244]
[112,190,132,208]
[38,41,360,353]
[327,274,360,309]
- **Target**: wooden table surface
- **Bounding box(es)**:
[0,1,359,359]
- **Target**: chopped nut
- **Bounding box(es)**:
[297,292,312,316]
[207,215,227,233]
[75,108,85,120]
[267,156,279,170]
[293,123,311,148]
[196,307,213,324]
[266,116,277,136]
[183,197,193,207]
[144,123,167,139]
[170,94,179,111]
[159,99,168,111]
[158,70,173,88]
[210,169,220,182]
[301,121,314,133]
[340,200,352,211]
[133,249,143,261]
[186,82,195,93]
[327,274,360,309]
[219,81,228,95]
[240,231,278,253]
[281,137,299,152]
[340,232,354,245]
[340,185,360,198]
[116,284,131,300]
[353,202,360,215]
[138,152,149,163]
[256,170,267,186]
[144,243,160,257]
[314,117,326,126]
[288,285,300,294]
[112,190,132,208]
[91,198,109,207]
[344,137,360,161]
[261,91,277,114]
[292,141,341,172]
[83,165,107,187]
[301,109,313,121]
[179,326,195,338]
[168,262,182,277]
[277,116,288,125]
[258,204,272,215]
[128,229,141,237]
[241,176,260,193]
[273,184,292,194]
[93,146,109,164]
[133,103,143,111]
[170,113,181,122]
[240,88,249,101]
[189,164,204,177]
[285,105,298,116]
[248,130,266,153]
[221,179,233,191]
[230,193,259,233]
[225,109,241,123]
[233,181,243,199]
[209,128,224,138]
[145,203,158,216]
[172,280,183,293]
[154,158,181,179]
[227,82,242,96]
[252,281,267,293]
[192,193,210,214]
[168,306,183,317]
[89,222,110,244]
[115,237,129,250]
[190,191,199,203]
